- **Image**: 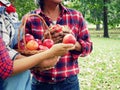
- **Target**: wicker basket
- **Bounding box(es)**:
[16,14,51,56]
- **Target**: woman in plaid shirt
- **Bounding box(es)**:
[25,0,93,90]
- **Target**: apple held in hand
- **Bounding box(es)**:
[25,33,34,43]
[43,39,54,48]
[26,40,39,50]
[63,34,76,44]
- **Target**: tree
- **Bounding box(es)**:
[103,0,109,37]
[108,0,120,28]
[64,0,112,38]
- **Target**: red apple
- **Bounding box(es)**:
[26,40,39,50]
[55,24,63,33]
[43,39,54,48]
[19,40,25,50]
[38,45,49,50]
[25,33,34,43]
[50,24,62,33]
[63,34,76,44]
[14,39,25,49]
[35,39,42,45]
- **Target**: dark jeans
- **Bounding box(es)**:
[32,75,80,90]
[0,78,3,90]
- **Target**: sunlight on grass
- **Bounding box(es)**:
[78,37,120,90]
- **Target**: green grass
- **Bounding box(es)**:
[78,36,120,90]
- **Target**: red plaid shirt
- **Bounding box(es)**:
[25,4,93,83]
[0,36,13,79]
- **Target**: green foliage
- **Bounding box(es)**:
[65,0,120,28]
[108,0,120,28]
[13,0,37,19]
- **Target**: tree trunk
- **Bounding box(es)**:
[103,0,109,38]
[96,24,101,30]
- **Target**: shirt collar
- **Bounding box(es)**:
[59,4,69,14]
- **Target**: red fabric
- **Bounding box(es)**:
[0,2,3,6]
[0,2,16,13]
[0,36,13,79]
[6,4,16,13]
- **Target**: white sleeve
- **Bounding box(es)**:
[0,12,19,60]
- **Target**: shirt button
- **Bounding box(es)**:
[52,78,55,80]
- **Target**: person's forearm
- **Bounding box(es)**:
[14,54,26,59]
[35,56,59,68]
[11,43,75,76]
[12,49,53,76]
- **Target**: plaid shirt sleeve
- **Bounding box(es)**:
[0,36,13,79]
[69,11,93,58]
[78,14,92,57]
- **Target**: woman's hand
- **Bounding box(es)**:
[32,43,75,72]
[50,30,71,44]
[32,56,59,71]
[50,43,75,56]
[44,25,71,44]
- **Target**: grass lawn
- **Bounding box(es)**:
[78,33,120,90]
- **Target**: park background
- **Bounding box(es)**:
[11,0,120,90]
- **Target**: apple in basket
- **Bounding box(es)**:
[38,45,49,50]
[25,33,34,43]
[50,24,63,33]
[35,39,42,45]
[19,40,26,50]
[16,40,25,50]
[43,39,54,48]
[13,39,25,50]
[26,40,39,50]
[62,34,76,44]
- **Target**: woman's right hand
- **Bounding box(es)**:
[32,56,59,72]
[50,43,75,56]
